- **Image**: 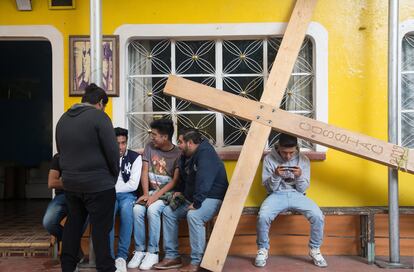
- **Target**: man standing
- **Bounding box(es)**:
[110,127,142,272]
[154,128,228,272]
[128,119,181,270]
[56,83,119,272]
[255,133,327,268]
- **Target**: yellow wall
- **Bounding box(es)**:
[1,0,413,206]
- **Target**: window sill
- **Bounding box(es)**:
[218,150,326,161]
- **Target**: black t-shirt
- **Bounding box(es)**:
[50,154,63,195]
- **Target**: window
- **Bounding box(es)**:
[113,23,328,153]
[401,33,414,148]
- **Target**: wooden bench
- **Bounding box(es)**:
[53,206,414,262]
[218,206,413,264]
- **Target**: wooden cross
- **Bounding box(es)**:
[163,0,413,271]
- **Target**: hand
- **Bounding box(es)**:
[275,166,287,176]
[136,195,148,205]
[172,192,182,199]
[187,203,196,210]
[290,166,302,178]
[146,195,159,207]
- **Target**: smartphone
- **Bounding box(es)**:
[279,166,297,171]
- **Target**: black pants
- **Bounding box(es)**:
[61,188,116,272]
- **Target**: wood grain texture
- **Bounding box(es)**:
[180,1,318,270]
[164,76,414,174]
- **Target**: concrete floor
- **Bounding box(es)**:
[0,255,413,272]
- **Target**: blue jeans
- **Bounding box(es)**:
[110,192,136,260]
[132,198,167,253]
[43,193,67,241]
[162,198,222,265]
[256,190,324,250]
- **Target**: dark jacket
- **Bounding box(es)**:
[178,139,228,209]
[55,103,119,193]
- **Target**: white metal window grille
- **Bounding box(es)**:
[401,34,414,148]
[127,37,314,150]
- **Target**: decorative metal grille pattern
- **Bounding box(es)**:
[401,35,414,148]
[127,37,315,150]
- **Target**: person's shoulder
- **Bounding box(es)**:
[263,150,274,161]
[298,152,310,163]
[128,149,140,158]
[143,142,155,151]
[171,144,181,154]
[197,140,218,158]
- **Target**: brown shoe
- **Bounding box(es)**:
[153,257,183,270]
[179,263,200,272]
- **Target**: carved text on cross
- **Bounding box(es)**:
[165,75,414,173]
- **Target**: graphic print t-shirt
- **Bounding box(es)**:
[142,143,181,190]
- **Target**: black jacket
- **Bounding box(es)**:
[178,139,228,209]
[56,104,119,193]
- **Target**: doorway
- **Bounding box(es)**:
[0,41,52,200]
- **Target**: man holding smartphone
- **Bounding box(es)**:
[255,133,327,268]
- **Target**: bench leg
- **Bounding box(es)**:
[366,214,375,264]
[360,215,367,258]
[360,214,375,264]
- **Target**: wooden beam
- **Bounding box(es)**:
[202,1,317,270]
[168,1,317,271]
[165,76,414,174]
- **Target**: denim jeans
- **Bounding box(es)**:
[132,197,167,253]
[162,198,222,265]
[43,193,89,242]
[43,193,67,241]
[109,192,136,260]
[256,190,324,250]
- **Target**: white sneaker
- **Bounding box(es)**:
[139,252,159,270]
[127,251,146,268]
[309,247,328,267]
[115,257,127,272]
[254,248,268,267]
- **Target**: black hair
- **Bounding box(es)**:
[179,128,203,144]
[81,83,108,105]
[278,133,298,148]
[150,119,174,140]
[114,127,128,139]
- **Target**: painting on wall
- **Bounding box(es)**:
[69,35,119,96]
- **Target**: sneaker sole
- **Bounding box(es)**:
[153,264,183,270]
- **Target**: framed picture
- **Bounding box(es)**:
[48,0,75,9]
[69,35,119,97]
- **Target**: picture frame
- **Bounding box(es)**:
[48,0,75,10]
[69,35,119,97]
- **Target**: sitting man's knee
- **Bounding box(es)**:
[162,206,174,218]
[147,204,161,217]
[257,212,273,225]
[186,211,202,225]
[308,210,324,224]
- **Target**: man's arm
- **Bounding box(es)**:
[97,113,120,177]
[147,167,180,206]
[48,169,63,189]
[262,156,283,193]
[116,156,143,193]
[192,150,220,209]
[137,161,149,203]
[294,155,310,193]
